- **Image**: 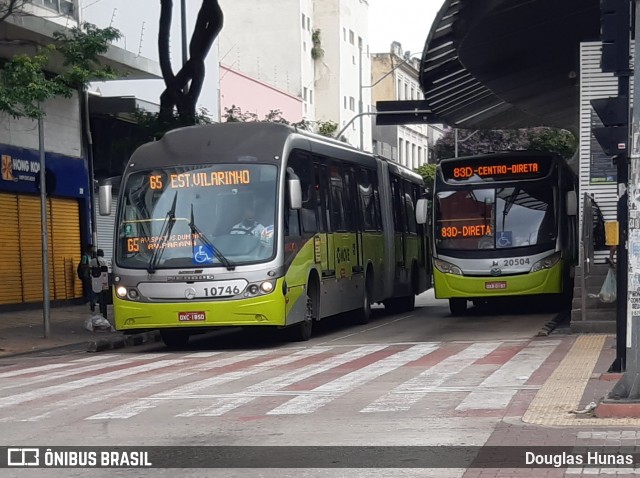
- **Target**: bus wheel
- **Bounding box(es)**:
[354,275,372,325]
[160,330,190,349]
[291,287,316,341]
[449,298,467,316]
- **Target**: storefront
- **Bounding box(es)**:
[0,144,90,306]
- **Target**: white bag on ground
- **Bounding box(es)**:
[597,267,616,303]
[84,314,114,332]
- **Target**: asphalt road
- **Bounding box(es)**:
[0,290,562,478]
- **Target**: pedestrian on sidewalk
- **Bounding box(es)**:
[89,249,108,313]
[77,245,93,305]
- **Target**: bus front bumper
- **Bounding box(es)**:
[112,293,286,331]
[433,262,563,299]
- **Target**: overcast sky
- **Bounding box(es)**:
[368,0,445,56]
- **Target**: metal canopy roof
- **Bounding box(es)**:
[420,0,601,131]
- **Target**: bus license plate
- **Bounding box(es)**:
[178,311,206,322]
[485,281,507,290]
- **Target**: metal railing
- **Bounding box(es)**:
[580,193,596,321]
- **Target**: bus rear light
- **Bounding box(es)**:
[434,259,462,276]
[531,252,561,273]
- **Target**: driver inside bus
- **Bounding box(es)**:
[230,206,269,239]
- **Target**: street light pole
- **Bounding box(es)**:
[359,42,364,150]
[180,0,188,66]
[609,0,640,400]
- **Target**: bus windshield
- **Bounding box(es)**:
[116,164,278,269]
[434,185,556,250]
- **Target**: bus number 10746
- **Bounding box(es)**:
[204,285,242,297]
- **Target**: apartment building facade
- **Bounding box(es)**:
[371,42,442,169]
[218,0,372,151]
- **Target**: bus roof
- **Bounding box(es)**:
[125,122,424,186]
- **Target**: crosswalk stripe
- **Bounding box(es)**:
[361,342,502,413]
[0,360,188,409]
[177,344,392,417]
[0,363,75,379]
[86,347,333,420]
[0,357,146,392]
[0,350,275,422]
[267,344,438,415]
[455,341,559,411]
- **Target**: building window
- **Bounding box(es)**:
[303,87,308,102]
[310,90,313,104]
[302,13,306,29]
[358,36,363,49]
[404,83,409,101]
[303,41,306,52]
[307,17,311,31]
[412,144,417,168]
[343,28,347,41]
[397,79,402,100]
[418,147,422,166]
[349,30,354,45]
[353,55,356,65]
[411,87,415,100]
[32,0,74,16]
[344,96,348,109]
[399,138,404,162]
[349,97,355,111]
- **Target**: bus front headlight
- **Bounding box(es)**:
[531,252,562,273]
[434,259,462,276]
[116,286,128,298]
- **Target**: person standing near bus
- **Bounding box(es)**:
[89,249,108,314]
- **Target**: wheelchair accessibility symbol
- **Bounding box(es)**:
[497,231,512,247]
[193,245,215,265]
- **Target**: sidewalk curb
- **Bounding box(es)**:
[536,311,567,337]
[87,331,161,353]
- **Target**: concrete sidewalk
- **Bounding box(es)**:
[0,303,158,357]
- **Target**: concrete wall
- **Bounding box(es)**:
[0,93,82,159]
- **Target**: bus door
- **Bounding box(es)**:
[328,163,355,281]
[315,162,334,277]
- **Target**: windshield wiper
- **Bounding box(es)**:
[147,192,178,274]
[502,187,520,229]
[189,204,236,271]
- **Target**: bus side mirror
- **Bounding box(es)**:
[98,184,112,216]
[566,190,577,216]
[288,178,302,210]
[416,198,429,224]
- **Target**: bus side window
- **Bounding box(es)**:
[329,163,346,232]
[343,167,359,232]
[287,150,317,234]
[391,175,406,232]
[371,170,382,231]
[357,168,376,231]
[317,162,333,232]
[404,180,417,234]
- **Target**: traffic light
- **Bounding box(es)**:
[591,96,628,157]
[599,0,631,73]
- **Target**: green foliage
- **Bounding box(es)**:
[316,120,338,137]
[433,127,577,161]
[0,22,121,119]
[133,107,213,141]
[527,127,577,159]
[415,163,437,192]
[222,105,338,137]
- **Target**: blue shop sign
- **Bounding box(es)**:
[0,144,88,198]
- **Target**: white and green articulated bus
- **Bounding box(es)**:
[99,122,431,347]
[431,151,578,315]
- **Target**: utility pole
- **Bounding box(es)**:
[38,113,50,339]
[609,0,639,400]
[180,0,188,66]
[358,40,364,150]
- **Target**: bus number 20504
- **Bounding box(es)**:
[501,258,530,267]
